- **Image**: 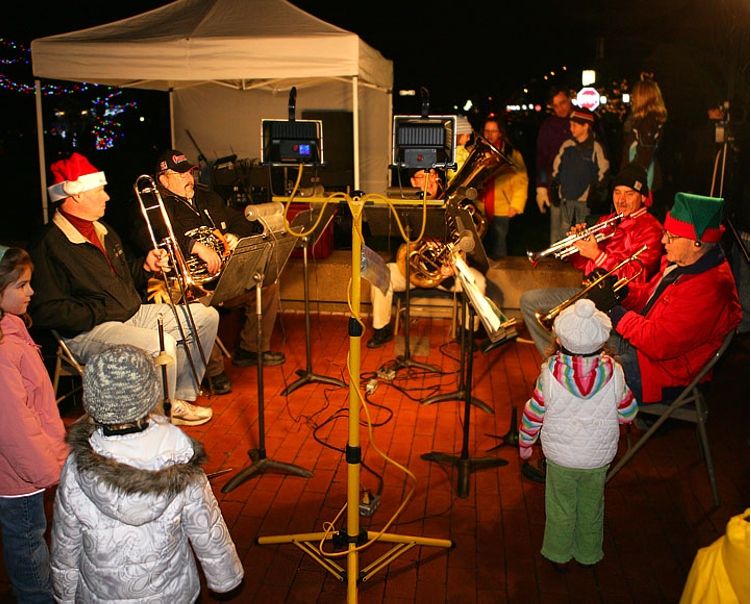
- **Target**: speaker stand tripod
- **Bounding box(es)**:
[282,236,346,396]
[421,297,493,414]
[421,302,508,498]
[222,272,312,493]
[256,192,452,602]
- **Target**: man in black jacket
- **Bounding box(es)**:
[132,150,285,394]
[30,152,216,426]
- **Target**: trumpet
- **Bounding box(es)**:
[535,244,648,331]
[527,213,625,264]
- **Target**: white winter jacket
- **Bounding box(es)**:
[51,416,243,603]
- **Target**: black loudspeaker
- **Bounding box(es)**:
[301,110,354,192]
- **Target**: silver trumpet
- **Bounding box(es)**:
[527,213,625,264]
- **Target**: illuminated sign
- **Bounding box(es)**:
[576,87,601,111]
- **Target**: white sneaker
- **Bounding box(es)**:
[170,399,213,426]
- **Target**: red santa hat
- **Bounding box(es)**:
[47,153,107,202]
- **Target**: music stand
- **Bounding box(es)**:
[422,200,493,412]
[421,298,509,498]
[281,205,347,395]
[204,234,272,307]
[222,225,311,493]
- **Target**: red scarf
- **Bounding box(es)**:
[60,210,114,272]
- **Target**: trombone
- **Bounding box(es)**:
[527,213,624,264]
[535,244,648,331]
[134,174,211,394]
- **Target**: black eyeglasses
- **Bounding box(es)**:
[663,230,681,243]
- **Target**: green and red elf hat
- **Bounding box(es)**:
[663,193,725,243]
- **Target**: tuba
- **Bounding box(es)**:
[395,136,515,288]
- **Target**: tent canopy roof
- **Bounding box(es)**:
[31,0,393,92]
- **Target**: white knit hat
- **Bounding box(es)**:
[455,116,473,136]
[83,345,160,425]
[553,299,612,355]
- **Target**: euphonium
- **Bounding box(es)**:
[183,226,230,285]
[535,244,648,331]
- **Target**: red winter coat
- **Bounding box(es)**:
[569,207,664,295]
[614,249,741,403]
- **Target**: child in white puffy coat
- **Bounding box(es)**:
[519,299,637,571]
[50,345,243,602]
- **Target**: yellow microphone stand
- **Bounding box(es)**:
[257,193,453,603]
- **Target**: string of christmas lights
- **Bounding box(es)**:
[0,37,140,150]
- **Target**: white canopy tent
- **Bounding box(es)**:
[31,0,394,221]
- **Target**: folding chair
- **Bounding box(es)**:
[606,330,736,507]
[51,329,85,405]
[393,288,458,339]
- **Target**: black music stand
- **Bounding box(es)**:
[422,201,493,412]
[205,234,272,307]
[281,205,346,395]
[222,227,312,493]
[421,298,509,498]
[422,300,493,414]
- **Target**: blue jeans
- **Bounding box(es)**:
[0,492,54,603]
[484,216,510,259]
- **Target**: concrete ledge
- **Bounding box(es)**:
[279,250,582,314]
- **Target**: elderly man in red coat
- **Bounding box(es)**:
[607,192,742,403]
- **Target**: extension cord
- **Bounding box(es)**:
[359,490,381,517]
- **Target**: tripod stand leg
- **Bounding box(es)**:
[282,239,347,396]
[485,406,519,451]
[222,277,312,494]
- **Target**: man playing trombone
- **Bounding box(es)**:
[29,153,216,426]
[521,162,664,359]
[133,149,285,387]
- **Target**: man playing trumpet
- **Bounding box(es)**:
[521,162,664,359]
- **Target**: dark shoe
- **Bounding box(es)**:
[577,561,596,569]
[366,325,393,349]
[522,459,547,484]
[202,372,232,395]
[232,348,286,367]
[550,561,569,574]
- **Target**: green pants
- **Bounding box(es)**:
[541,460,608,565]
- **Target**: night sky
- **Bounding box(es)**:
[1,0,748,243]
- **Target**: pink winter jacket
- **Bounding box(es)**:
[0,314,68,495]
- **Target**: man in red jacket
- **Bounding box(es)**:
[521,162,664,358]
[608,193,742,403]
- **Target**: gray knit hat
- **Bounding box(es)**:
[455,116,473,136]
[83,345,160,425]
[553,299,612,355]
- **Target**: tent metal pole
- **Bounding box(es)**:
[35,79,48,224]
[169,88,175,148]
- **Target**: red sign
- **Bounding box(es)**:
[576,87,601,111]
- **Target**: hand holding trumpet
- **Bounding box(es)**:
[569,222,602,260]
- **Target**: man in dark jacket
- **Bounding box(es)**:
[29,153,216,426]
[132,149,285,394]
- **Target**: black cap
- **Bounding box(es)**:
[613,162,649,196]
[155,149,194,175]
